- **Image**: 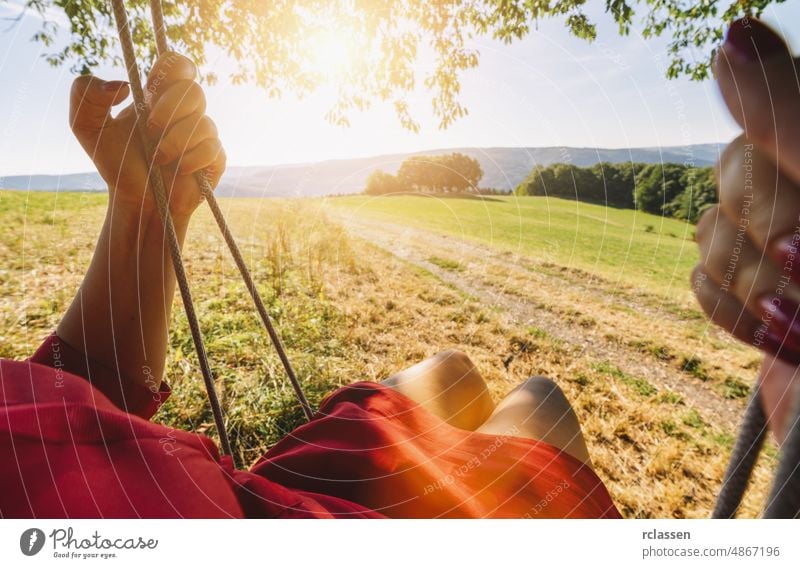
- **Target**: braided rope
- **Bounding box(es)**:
[712,388,767,518]
[109,0,234,459]
[148,0,313,421]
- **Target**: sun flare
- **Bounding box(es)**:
[305,29,356,81]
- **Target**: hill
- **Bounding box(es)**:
[1,143,721,197]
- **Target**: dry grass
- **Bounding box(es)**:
[0,190,778,518]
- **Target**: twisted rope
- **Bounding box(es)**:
[712,389,767,518]
[149,0,313,421]
[109,0,234,459]
[110,0,315,465]
[713,375,800,518]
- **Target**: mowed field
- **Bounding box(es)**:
[0,190,775,518]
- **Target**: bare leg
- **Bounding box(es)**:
[476,377,592,465]
[382,349,496,431]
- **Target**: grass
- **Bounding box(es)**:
[328,195,698,298]
[428,256,464,271]
[0,190,778,518]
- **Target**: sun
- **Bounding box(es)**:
[305,29,356,81]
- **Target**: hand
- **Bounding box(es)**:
[692,18,800,444]
[69,52,225,220]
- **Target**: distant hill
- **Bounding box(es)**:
[1,144,722,197]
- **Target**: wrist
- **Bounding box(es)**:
[105,200,192,242]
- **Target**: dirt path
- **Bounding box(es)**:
[330,211,747,432]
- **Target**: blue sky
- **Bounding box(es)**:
[1,1,799,176]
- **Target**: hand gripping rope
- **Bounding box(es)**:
[109,0,314,467]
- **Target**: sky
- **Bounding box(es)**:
[1,1,799,176]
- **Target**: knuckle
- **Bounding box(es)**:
[153,52,197,80]
[182,81,205,107]
[695,204,721,245]
[700,216,741,277]
[718,137,752,214]
[690,263,708,295]
[203,116,218,137]
[70,75,92,96]
[158,135,179,160]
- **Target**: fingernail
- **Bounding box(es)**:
[761,329,800,366]
[759,296,800,346]
[102,80,129,92]
[725,18,785,64]
[771,233,800,282]
[756,298,800,365]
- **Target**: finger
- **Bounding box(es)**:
[692,263,800,365]
[147,80,206,138]
[714,18,800,182]
[717,135,800,282]
[696,206,800,358]
[759,354,800,445]
[696,205,800,310]
[145,52,197,105]
[69,76,130,144]
[174,138,224,176]
[154,114,217,166]
[692,263,768,346]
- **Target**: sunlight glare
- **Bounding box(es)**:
[306,29,355,81]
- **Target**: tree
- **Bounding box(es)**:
[396,153,483,193]
[668,167,717,222]
[515,165,556,197]
[634,163,687,215]
[590,162,640,208]
[439,153,483,192]
[397,156,432,192]
[364,170,404,195]
[15,0,776,131]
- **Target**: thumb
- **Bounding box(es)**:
[69,76,130,144]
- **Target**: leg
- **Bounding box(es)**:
[382,349,495,431]
[476,376,592,465]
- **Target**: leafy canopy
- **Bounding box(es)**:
[13,0,784,129]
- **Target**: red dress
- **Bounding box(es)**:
[0,334,621,518]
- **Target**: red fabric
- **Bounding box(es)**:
[0,333,620,519]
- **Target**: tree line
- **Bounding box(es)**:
[365,153,484,195]
[514,162,716,222]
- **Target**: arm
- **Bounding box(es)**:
[56,53,225,400]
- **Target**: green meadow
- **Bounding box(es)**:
[327,195,699,299]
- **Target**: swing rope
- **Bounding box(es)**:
[109,0,314,467]
[149,0,313,425]
[112,0,800,516]
[713,385,800,518]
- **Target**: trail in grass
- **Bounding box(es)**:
[329,210,748,431]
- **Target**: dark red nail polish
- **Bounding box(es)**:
[761,329,800,366]
[771,233,800,282]
[759,296,800,348]
[725,18,785,63]
[102,80,129,92]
